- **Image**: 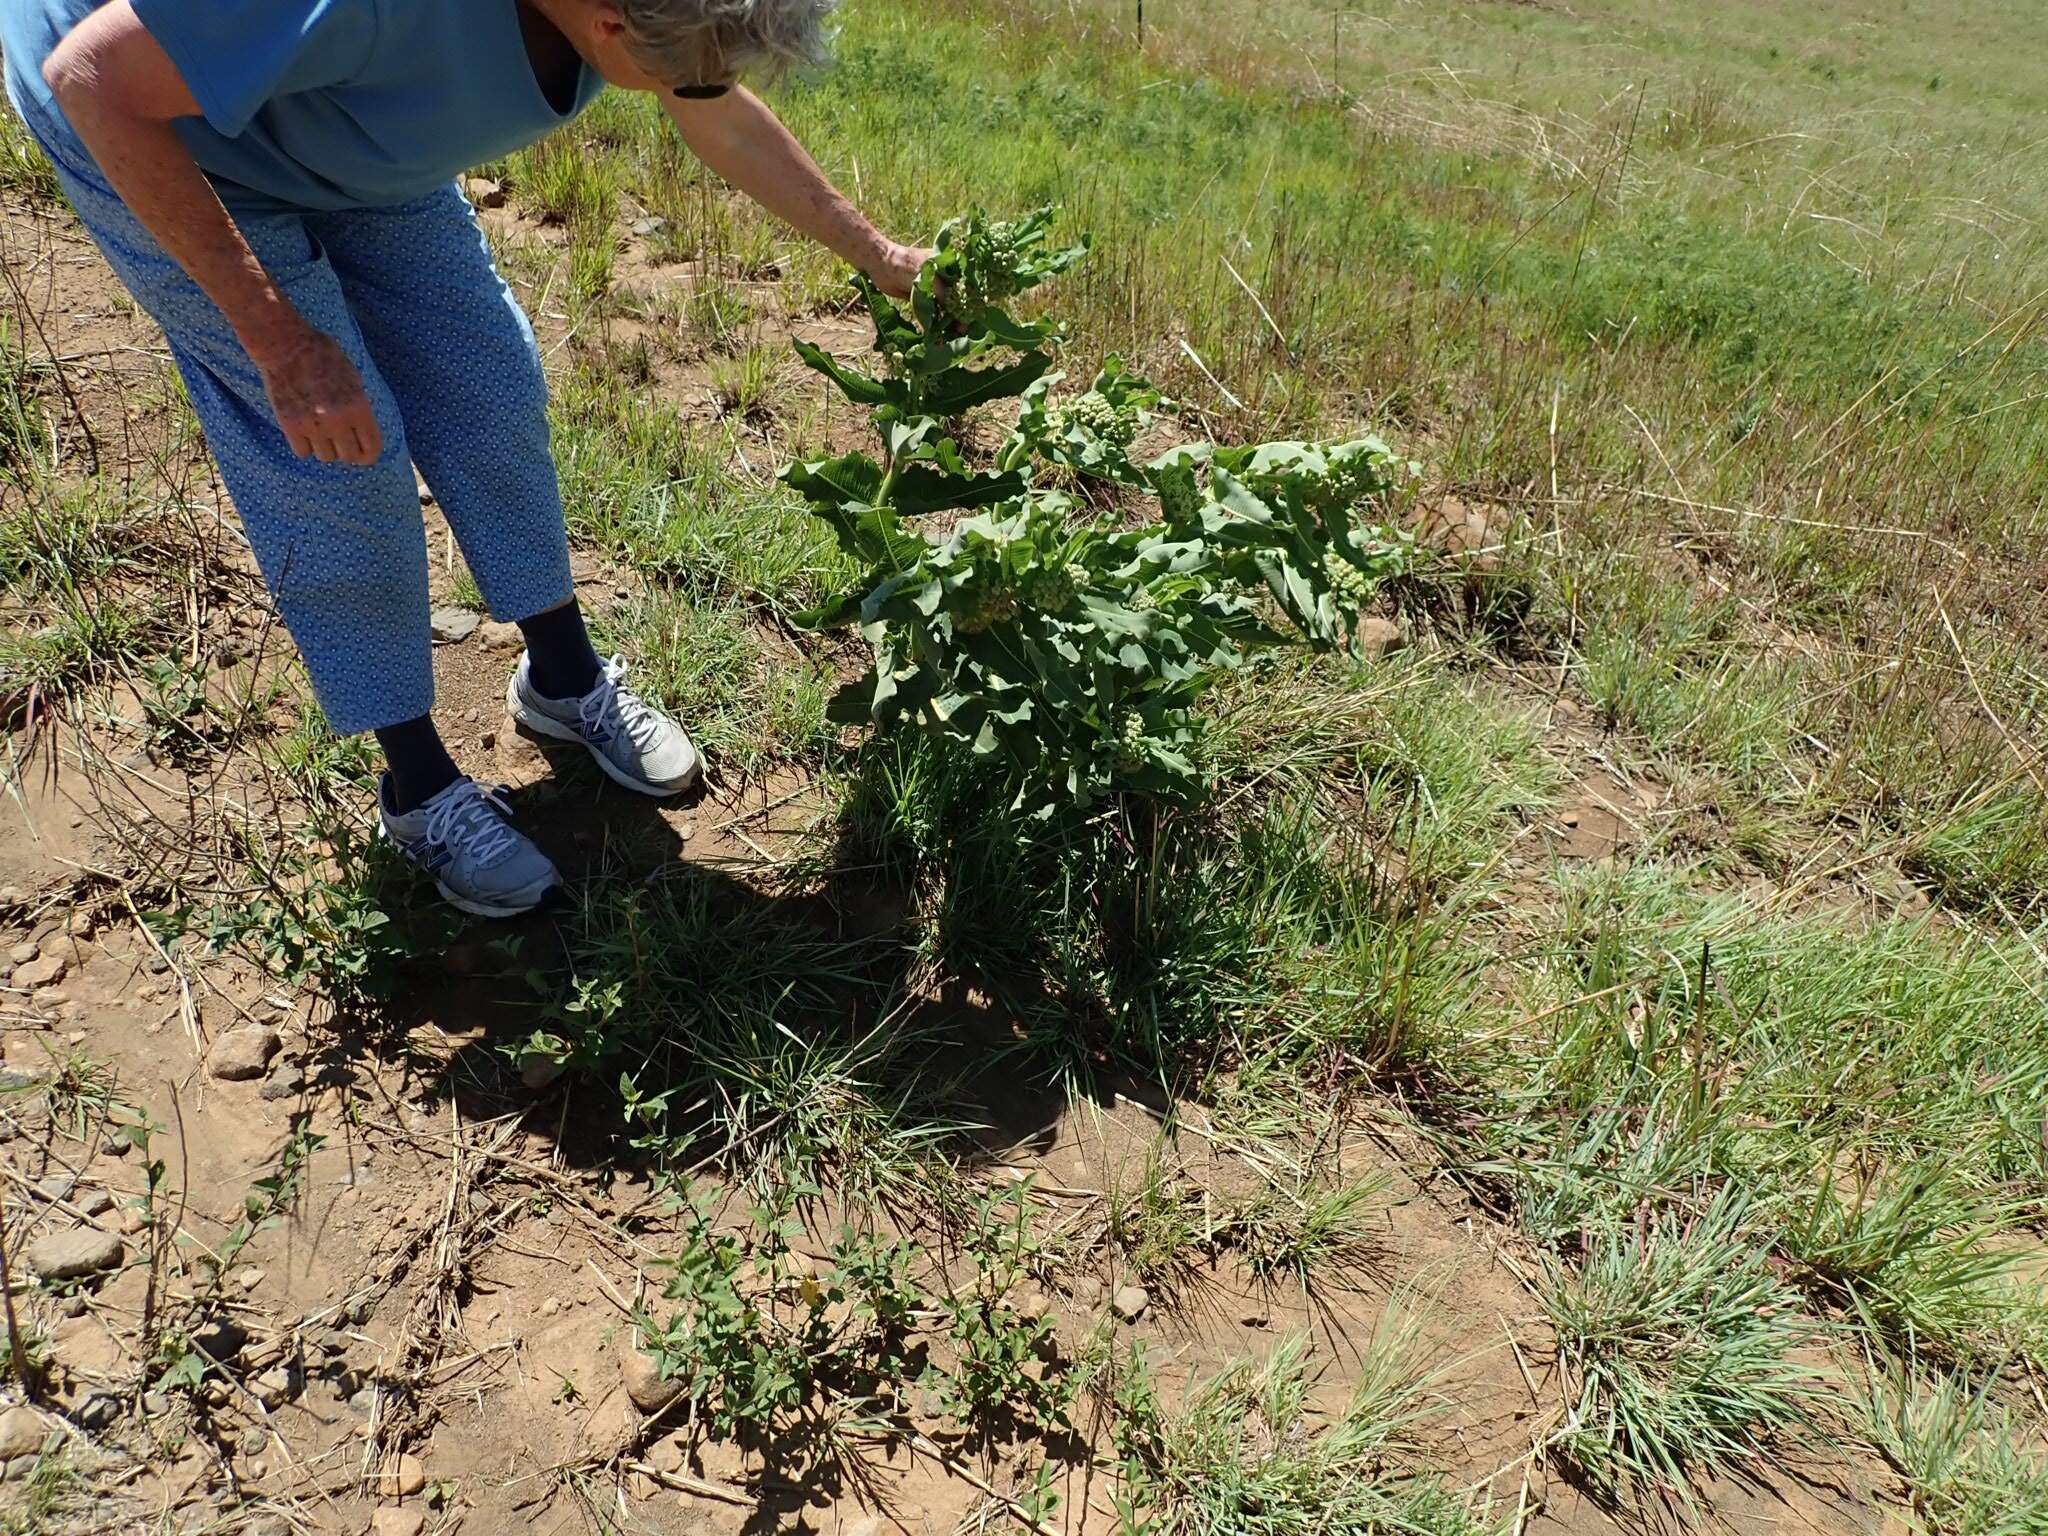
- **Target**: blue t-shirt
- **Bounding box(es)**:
[1,0,605,210]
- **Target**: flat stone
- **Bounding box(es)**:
[371,1510,426,1536]
[6,941,36,966]
[621,1341,684,1415]
[630,216,667,238]
[233,1266,265,1293]
[206,1028,281,1081]
[34,1173,75,1203]
[251,1364,298,1407]
[77,1190,113,1218]
[1111,1284,1150,1322]
[429,606,480,643]
[118,1207,149,1235]
[259,1063,305,1101]
[0,1407,45,1460]
[11,953,65,989]
[376,1453,426,1498]
[25,1228,123,1281]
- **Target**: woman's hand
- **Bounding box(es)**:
[867,241,934,301]
[250,324,383,466]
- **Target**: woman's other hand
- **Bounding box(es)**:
[251,324,383,466]
[869,241,934,301]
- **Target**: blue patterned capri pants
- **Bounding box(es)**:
[9,90,574,735]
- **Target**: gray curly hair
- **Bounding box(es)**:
[617,0,838,83]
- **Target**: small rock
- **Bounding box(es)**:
[251,1364,298,1407]
[371,1510,426,1536]
[1354,616,1406,661]
[5,941,34,967]
[35,1173,75,1203]
[240,1426,267,1456]
[480,731,497,750]
[76,1393,119,1430]
[478,620,523,652]
[315,1327,351,1357]
[417,485,435,508]
[11,953,66,989]
[538,1296,561,1317]
[621,1342,685,1415]
[520,1058,567,1093]
[206,1028,281,1081]
[466,176,505,209]
[0,888,23,909]
[377,1453,427,1498]
[102,1134,131,1159]
[63,910,92,939]
[233,1266,265,1293]
[1111,1284,1150,1322]
[145,951,170,975]
[1070,1276,1105,1307]
[25,1228,123,1281]
[650,1437,686,1474]
[630,216,667,238]
[430,606,480,643]
[58,1295,86,1319]
[118,1207,149,1236]
[141,1391,169,1415]
[1017,1293,1052,1323]
[346,1386,377,1417]
[77,1190,113,1218]
[1241,1309,1272,1329]
[259,1063,305,1101]
[0,1407,46,1460]
[628,1469,659,1500]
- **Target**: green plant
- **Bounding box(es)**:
[781,207,1416,812]
[1109,1325,1487,1535]
[1543,1193,1822,1500]
[1864,1368,2048,1536]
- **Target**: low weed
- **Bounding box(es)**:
[1542,1194,1821,1500]
[1108,1323,1489,1534]
[1863,1369,2048,1536]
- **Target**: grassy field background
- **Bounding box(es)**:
[2,0,2047,1531]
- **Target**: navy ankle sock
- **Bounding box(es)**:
[518,598,603,700]
[376,715,461,813]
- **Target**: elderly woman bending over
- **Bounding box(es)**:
[0,0,928,914]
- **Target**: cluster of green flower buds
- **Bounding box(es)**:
[1322,450,1386,507]
[1020,562,1089,614]
[1324,551,1376,610]
[954,585,1020,635]
[1048,391,1140,447]
[1113,712,1150,773]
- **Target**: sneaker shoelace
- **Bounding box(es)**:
[421,779,520,866]
[576,655,667,751]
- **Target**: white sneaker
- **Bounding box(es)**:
[378,775,562,918]
[505,653,701,797]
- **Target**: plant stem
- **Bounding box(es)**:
[0,1189,38,1397]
